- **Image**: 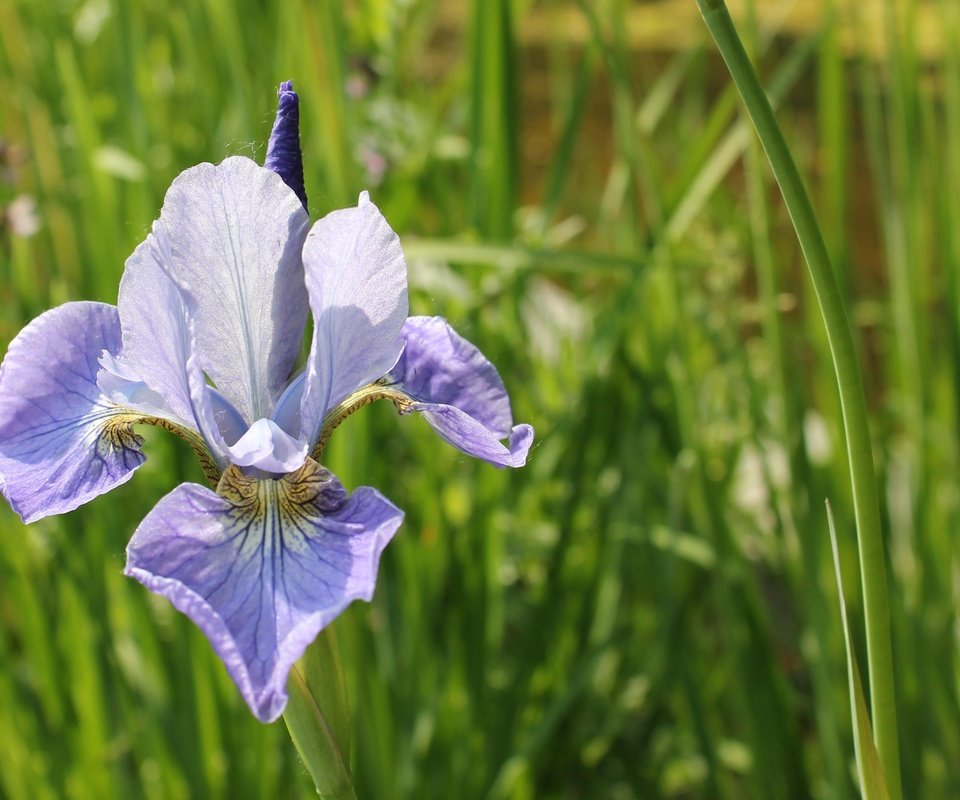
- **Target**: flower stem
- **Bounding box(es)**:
[693,2,902,797]
[282,627,357,799]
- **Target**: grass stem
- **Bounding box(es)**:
[693,2,902,797]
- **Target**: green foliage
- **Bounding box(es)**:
[827,502,890,800]
[0,1,956,798]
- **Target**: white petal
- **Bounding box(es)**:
[227,417,308,475]
[120,245,238,466]
[299,192,408,444]
[97,351,188,426]
[122,156,310,422]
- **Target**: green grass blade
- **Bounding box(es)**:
[827,502,891,800]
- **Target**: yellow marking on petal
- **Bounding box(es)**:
[108,412,222,486]
[310,384,413,461]
[215,463,260,506]
[212,461,347,560]
[215,459,347,524]
[98,416,145,455]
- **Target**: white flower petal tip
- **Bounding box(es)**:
[298,191,408,444]
[227,417,309,475]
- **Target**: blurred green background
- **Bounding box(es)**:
[0,0,958,797]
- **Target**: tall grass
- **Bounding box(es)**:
[0,1,957,797]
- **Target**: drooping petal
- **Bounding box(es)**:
[299,192,408,445]
[264,81,307,210]
[388,316,533,467]
[412,405,534,468]
[0,302,145,522]
[123,156,310,422]
[124,459,403,723]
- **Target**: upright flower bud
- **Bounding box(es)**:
[265,80,307,209]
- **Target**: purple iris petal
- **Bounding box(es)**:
[389,316,533,467]
[264,81,307,210]
[0,302,145,522]
[206,386,250,448]
[269,372,305,437]
[120,245,240,466]
[298,192,408,445]
[123,157,310,423]
[124,460,403,722]
[0,81,536,727]
[155,270,309,476]
[413,405,533,468]
[118,225,206,427]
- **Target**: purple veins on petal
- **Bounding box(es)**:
[264,80,307,210]
[0,302,146,523]
[0,79,535,726]
[388,316,533,468]
[124,459,403,723]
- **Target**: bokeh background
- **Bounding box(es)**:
[1,0,958,797]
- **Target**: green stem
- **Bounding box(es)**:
[283,627,357,799]
[693,2,902,797]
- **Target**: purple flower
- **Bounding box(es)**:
[0,83,533,723]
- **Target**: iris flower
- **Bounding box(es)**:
[0,82,532,722]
